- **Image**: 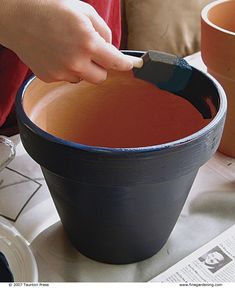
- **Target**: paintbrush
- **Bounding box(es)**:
[126,51,212,119]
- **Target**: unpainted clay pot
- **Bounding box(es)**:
[201,0,235,157]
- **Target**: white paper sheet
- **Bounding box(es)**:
[0,138,44,221]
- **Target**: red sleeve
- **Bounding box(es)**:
[0,48,31,126]
[84,0,121,48]
[0,0,121,127]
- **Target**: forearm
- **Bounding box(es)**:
[0,0,23,48]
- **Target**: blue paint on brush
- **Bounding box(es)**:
[133,51,213,119]
[157,58,192,93]
[133,51,192,93]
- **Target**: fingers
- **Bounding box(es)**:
[79,61,107,84]
[124,55,144,68]
[36,31,139,84]
[88,31,144,71]
[65,43,141,84]
[90,36,134,71]
[88,10,112,43]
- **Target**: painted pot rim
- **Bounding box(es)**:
[201,0,235,36]
[16,64,227,155]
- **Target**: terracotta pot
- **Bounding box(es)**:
[201,0,235,157]
[16,51,226,264]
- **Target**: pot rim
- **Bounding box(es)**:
[16,67,227,155]
[201,0,235,36]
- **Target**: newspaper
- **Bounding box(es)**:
[151,224,235,283]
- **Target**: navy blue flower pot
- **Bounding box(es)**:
[16,51,227,264]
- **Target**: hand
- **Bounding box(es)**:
[0,0,136,84]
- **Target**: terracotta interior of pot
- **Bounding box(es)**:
[208,1,235,33]
[23,70,216,148]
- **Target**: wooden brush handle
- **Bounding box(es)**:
[125,55,144,68]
